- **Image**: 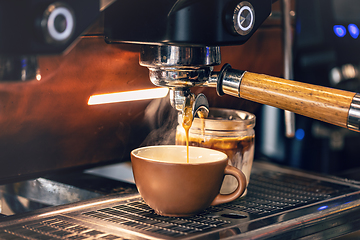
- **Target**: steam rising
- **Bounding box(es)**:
[141,95,179,146]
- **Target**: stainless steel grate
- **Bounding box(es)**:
[79,171,357,238]
[0,218,125,239]
[83,201,229,238]
[220,172,350,216]
[1,162,360,239]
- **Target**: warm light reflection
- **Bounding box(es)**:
[88,87,169,105]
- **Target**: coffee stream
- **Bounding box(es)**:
[182,96,207,163]
[183,97,194,163]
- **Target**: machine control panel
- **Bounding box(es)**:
[104,0,272,46]
[0,0,100,55]
[227,1,256,36]
[40,2,75,45]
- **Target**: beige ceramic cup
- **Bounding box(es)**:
[131,145,247,217]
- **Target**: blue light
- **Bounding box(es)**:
[295,129,305,141]
[348,24,359,39]
[21,59,27,68]
[296,19,301,35]
[206,47,210,58]
[317,205,328,211]
[333,25,346,37]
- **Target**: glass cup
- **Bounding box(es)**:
[176,108,255,195]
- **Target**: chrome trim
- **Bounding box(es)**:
[282,0,295,138]
[284,110,295,137]
[140,45,220,89]
[207,64,246,97]
[140,45,220,68]
[169,88,191,112]
[0,178,101,207]
[222,68,246,97]
[148,67,212,88]
[347,93,360,132]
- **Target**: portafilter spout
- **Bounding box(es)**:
[169,89,209,120]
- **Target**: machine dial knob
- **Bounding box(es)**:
[41,2,75,45]
[231,1,255,36]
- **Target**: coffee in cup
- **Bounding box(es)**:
[131,145,246,217]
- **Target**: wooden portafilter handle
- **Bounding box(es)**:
[214,64,360,132]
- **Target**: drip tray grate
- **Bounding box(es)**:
[83,201,229,238]
[0,218,123,239]
[220,172,351,216]
[78,170,357,238]
[1,162,360,239]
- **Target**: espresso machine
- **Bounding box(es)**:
[2,0,360,239]
[106,0,360,134]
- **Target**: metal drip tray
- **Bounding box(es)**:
[1,162,360,239]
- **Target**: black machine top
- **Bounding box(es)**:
[0,0,274,55]
[104,0,273,47]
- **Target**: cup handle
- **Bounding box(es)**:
[210,165,247,206]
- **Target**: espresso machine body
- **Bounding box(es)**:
[0,0,274,183]
[0,0,157,183]
[104,0,272,46]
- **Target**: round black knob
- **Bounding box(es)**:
[230,1,255,36]
[54,14,67,33]
[40,2,75,45]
